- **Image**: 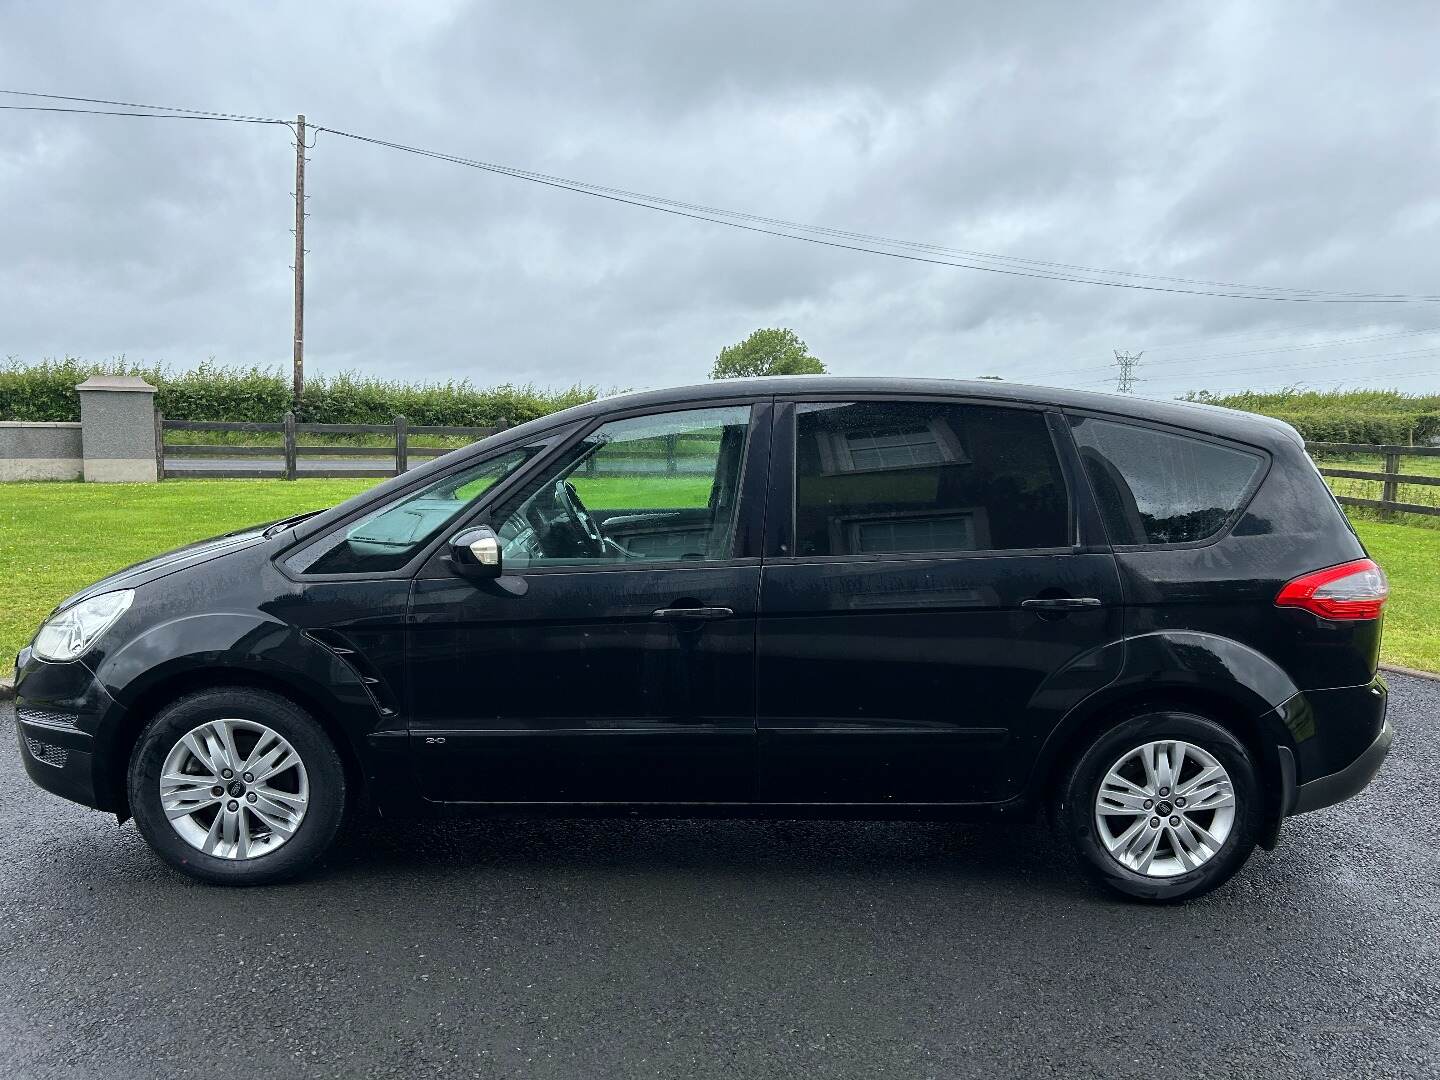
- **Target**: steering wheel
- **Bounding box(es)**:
[555,479,606,557]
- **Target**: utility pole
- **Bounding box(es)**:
[1114,349,1143,394]
[291,114,307,412]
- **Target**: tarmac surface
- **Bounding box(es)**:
[2,676,1437,1079]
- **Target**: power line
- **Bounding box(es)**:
[6,89,1440,306]
[1140,319,1413,352]
[1020,325,1440,383]
[0,103,289,125]
[1121,328,1440,370]
[0,90,286,122]
[1167,368,1440,394]
[1073,345,1440,387]
[1141,346,1440,383]
[310,126,1434,302]
[0,89,292,126]
[310,124,1440,305]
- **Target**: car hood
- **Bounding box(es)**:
[61,525,273,611]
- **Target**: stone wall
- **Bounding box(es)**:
[0,422,84,481]
[1,377,159,483]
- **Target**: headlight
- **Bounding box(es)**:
[32,590,135,662]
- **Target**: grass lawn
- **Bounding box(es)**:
[1349,520,1440,672]
[2,480,1437,674]
[1,480,376,665]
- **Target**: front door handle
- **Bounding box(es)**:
[1021,597,1103,610]
[652,606,734,621]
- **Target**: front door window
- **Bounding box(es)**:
[488,405,753,568]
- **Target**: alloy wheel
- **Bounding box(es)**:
[1093,739,1236,878]
[159,718,310,860]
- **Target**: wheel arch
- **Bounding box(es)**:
[103,663,369,823]
[1029,631,1301,846]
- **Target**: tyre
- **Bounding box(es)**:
[127,688,347,885]
[1056,711,1260,903]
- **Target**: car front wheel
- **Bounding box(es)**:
[1057,711,1261,903]
[127,688,347,885]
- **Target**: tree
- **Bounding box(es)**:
[710,328,827,379]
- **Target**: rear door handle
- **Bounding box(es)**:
[652,606,734,621]
[1020,597,1103,610]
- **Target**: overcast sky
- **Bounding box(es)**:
[3,1,1439,399]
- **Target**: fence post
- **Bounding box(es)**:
[665,433,678,475]
[1381,447,1400,519]
[154,409,165,481]
[394,415,408,476]
[283,411,297,481]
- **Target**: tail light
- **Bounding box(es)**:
[1275,558,1389,620]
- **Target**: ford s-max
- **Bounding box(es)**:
[13,378,1392,901]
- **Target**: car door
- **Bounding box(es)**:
[756,396,1123,805]
[407,401,771,804]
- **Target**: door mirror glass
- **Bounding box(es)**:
[449,525,502,578]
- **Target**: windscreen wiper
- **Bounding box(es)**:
[262,509,323,539]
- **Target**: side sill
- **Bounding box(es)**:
[414,798,1037,823]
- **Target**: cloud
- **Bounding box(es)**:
[2,0,1438,398]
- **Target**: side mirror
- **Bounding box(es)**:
[448,525,502,579]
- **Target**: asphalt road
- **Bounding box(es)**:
[2,677,1437,1080]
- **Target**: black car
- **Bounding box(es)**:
[13,377,1392,901]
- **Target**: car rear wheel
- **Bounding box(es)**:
[1057,711,1260,903]
[127,688,346,885]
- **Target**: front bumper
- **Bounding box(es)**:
[13,645,126,812]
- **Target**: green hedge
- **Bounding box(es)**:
[1186,389,1440,446]
[0,357,597,427]
[1264,409,1440,445]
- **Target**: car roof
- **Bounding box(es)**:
[526,376,1302,449]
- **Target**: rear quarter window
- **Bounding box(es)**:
[1069,416,1264,546]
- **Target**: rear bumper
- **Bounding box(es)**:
[1272,674,1391,816]
[1293,718,1393,814]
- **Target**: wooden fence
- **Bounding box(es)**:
[1306,441,1440,518]
[159,413,505,479]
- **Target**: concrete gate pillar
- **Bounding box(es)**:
[76,376,159,482]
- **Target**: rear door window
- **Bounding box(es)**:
[792,400,1069,556]
[1069,416,1263,546]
